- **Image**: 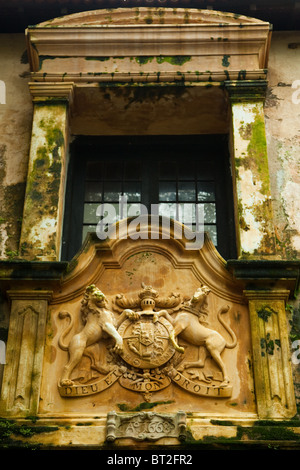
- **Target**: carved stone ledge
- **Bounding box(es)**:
[224,79,268,102]
[106,410,187,442]
[28,81,75,105]
[226,259,300,297]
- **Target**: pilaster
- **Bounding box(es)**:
[244,289,297,419]
[225,80,276,259]
[0,290,52,417]
[19,82,74,261]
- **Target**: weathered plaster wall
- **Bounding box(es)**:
[265,32,300,260]
[0,34,32,339]
[264,32,300,411]
[0,34,32,261]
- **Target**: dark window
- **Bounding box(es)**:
[62,135,236,260]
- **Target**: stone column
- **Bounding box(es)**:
[0,290,52,416]
[225,80,276,259]
[19,82,74,261]
[244,289,296,419]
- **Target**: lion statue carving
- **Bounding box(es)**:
[159,285,237,386]
[58,284,127,387]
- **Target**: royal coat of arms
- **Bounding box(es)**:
[57,282,236,401]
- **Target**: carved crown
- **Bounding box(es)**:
[138,283,159,301]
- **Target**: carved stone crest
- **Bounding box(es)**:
[57,282,236,400]
[116,285,176,369]
[106,410,187,442]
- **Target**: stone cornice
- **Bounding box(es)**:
[26,8,272,85]
[7,290,53,301]
[28,81,75,104]
[30,71,268,85]
[226,259,300,297]
[224,79,269,102]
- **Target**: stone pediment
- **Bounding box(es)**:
[35,8,269,27]
[54,218,244,305]
[26,7,271,83]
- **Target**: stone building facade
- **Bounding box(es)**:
[0,1,300,450]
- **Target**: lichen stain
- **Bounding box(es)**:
[20,106,66,260]
[246,110,270,195]
[222,55,230,67]
[0,144,26,258]
[235,106,276,257]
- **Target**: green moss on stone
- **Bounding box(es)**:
[117,400,174,412]
[85,56,110,62]
[21,110,66,258]
[0,419,59,449]
[257,305,277,322]
[247,109,270,195]
[156,55,191,66]
[135,55,191,66]
[222,55,230,67]
[135,56,154,65]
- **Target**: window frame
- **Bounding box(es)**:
[62,135,236,261]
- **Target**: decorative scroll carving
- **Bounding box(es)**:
[106,411,187,442]
[58,283,236,400]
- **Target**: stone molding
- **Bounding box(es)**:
[224,79,268,102]
[28,81,75,105]
[26,8,271,85]
[227,259,300,297]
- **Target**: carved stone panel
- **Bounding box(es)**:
[55,282,239,403]
[106,410,187,442]
[39,230,255,417]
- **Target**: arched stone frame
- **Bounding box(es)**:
[1,8,299,427]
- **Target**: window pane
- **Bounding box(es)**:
[123,182,141,202]
[205,225,217,245]
[183,224,198,233]
[83,203,99,224]
[124,160,141,180]
[178,160,195,180]
[82,225,96,240]
[106,160,123,180]
[178,203,196,224]
[86,161,104,180]
[159,160,176,179]
[127,203,143,218]
[103,181,122,201]
[197,162,214,179]
[97,203,120,224]
[204,203,216,223]
[159,181,176,201]
[158,203,177,220]
[178,182,196,202]
[85,182,102,202]
[197,182,215,202]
